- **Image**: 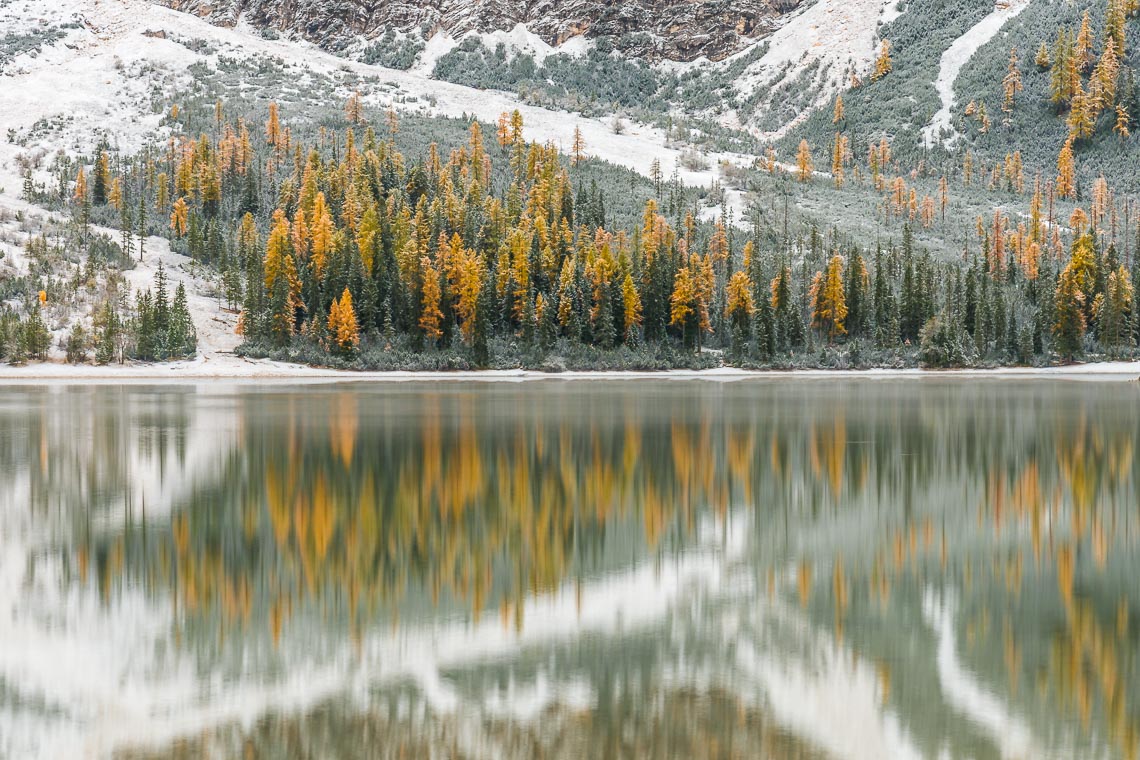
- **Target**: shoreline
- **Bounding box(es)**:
[0,358,1138,383]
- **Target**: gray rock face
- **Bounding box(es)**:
[155,0,799,62]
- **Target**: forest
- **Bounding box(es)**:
[1,0,1139,371]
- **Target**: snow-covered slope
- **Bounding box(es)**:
[154,0,797,63]
[733,0,904,139]
[0,0,753,217]
[921,0,1032,147]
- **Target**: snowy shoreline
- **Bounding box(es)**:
[1,360,1138,383]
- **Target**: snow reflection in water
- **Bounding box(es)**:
[1,380,1138,759]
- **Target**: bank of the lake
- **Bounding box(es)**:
[0,356,1139,381]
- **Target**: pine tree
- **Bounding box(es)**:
[1094,265,1133,354]
[136,192,147,261]
[21,306,50,360]
[65,322,89,363]
[844,250,869,337]
[94,300,122,364]
[1053,265,1086,359]
[167,282,197,358]
[92,149,110,206]
[1050,29,1074,109]
[74,167,90,241]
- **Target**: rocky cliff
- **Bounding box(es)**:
[155,0,799,62]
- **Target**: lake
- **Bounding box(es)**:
[1,379,1138,760]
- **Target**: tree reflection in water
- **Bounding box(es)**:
[1,380,1138,759]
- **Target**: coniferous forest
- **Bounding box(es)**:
[4,0,1140,372]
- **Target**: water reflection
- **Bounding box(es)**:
[1,380,1138,759]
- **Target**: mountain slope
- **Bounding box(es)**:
[155,0,800,62]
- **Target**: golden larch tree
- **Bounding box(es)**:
[1001,48,1023,124]
[419,257,444,343]
[872,40,893,81]
[170,196,189,237]
[327,288,360,354]
[344,91,364,124]
[309,191,335,278]
[1056,137,1076,199]
[796,139,813,182]
[571,126,586,166]
[621,271,642,341]
[810,255,848,340]
[265,102,282,146]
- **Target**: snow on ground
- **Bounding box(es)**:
[922,0,1031,147]
[0,0,760,375]
[0,0,748,220]
[734,0,904,140]
[0,0,1135,381]
[1,360,1138,382]
[120,231,241,358]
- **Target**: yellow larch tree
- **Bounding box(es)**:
[796,139,813,182]
[832,133,849,188]
[108,177,122,211]
[309,191,335,278]
[265,102,282,146]
[571,126,586,166]
[454,245,485,345]
[73,167,87,203]
[419,257,444,344]
[1056,137,1076,199]
[170,196,189,237]
[810,254,848,340]
[1090,37,1120,113]
[1074,11,1094,73]
[872,40,893,81]
[344,91,364,124]
[1114,104,1130,139]
[327,288,360,354]
[496,112,512,150]
[726,271,755,325]
[621,271,642,342]
[1001,47,1023,124]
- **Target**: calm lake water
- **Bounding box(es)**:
[1,379,1139,760]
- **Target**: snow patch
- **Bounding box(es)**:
[922,0,1031,147]
[735,0,904,138]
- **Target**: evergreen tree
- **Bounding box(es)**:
[1053,265,1087,359]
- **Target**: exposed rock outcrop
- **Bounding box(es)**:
[155,0,799,62]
